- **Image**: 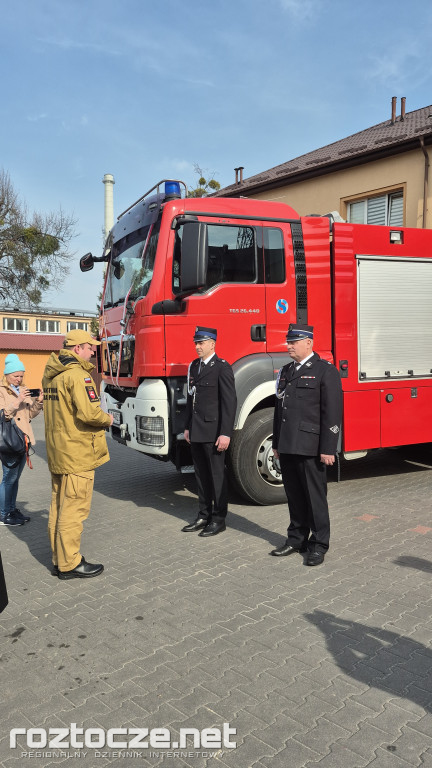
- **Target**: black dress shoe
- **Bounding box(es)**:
[305,551,325,566]
[58,556,104,579]
[270,543,307,557]
[51,565,59,576]
[181,517,208,532]
[198,520,226,537]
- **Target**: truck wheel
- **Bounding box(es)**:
[228,408,286,505]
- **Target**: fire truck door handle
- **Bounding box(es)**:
[251,324,266,341]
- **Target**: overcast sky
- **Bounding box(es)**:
[2,0,432,311]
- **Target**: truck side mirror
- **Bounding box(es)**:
[180,222,208,293]
[113,260,125,280]
[80,253,94,272]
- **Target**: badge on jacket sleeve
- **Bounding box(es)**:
[85,385,99,402]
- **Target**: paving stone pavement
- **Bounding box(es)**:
[1,418,432,768]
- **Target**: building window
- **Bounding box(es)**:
[36,319,60,333]
[67,321,89,332]
[2,317,29,332]
[347,191,403,226]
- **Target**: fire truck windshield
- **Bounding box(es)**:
[104,223,160,307]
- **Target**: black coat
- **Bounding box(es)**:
[185,355,237,443]
[273,353,342,456]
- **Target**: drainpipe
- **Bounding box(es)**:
[420,138,429,229]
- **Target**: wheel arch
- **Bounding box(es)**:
[236,385,275,429]
[232,352,292,430]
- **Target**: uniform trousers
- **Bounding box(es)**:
[279,453,330,553]
[191,442,228,521]
[48,470,95,572]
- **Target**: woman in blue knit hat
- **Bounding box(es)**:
[0,354,43,526]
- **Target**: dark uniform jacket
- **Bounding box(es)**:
[185,354,237,443]
[273,353,342,456]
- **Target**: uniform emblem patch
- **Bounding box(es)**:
[84,377,92,383]
[330,425,340,434]
[85,385,99,402]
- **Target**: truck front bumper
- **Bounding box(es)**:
[102,379,170,456]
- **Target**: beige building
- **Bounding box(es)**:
[0,307,98,387]
[0,307,96,335]
[217,98,431,230]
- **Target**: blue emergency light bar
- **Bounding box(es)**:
[118,179,187,220]
[164,181,181,197]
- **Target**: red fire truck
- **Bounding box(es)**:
[80,179,432,504]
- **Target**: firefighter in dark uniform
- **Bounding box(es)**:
[271,324,342,566]
[181,326,237,537]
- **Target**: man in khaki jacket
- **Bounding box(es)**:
[43,330,113,579]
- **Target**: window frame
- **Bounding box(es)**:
[263,226,286,284]
[36,319,60,333]
[344,187,405,227]
[173,221,261,295]
[2,317,29,332]
[66,321,89,332]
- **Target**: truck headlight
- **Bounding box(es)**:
[135,415,165,447]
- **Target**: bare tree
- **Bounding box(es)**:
[188,163,221,198]
[0,169,76,306]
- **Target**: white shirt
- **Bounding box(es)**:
[199,352,215,372]
[295,352,314,371]
[200,353,215,365]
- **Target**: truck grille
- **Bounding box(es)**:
[135,415,165,447]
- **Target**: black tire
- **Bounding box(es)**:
[228,408,286,505]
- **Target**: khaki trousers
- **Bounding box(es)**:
[48,471,95,572]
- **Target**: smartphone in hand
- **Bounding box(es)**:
[28,388,41,397]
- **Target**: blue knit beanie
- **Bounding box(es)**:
[4,354,25,375]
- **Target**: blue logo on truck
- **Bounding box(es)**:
[276,299,288,314]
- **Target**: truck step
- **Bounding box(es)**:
[180,465,195,474]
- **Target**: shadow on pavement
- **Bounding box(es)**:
[393,555,432,573]
[7,420,432,571]
[4,424,284,573]
[329,444,432,484]
[305,610,432,712]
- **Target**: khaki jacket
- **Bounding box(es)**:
[0,379,43,446]
[42,350,111,475]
